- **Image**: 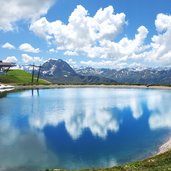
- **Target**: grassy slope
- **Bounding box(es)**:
[99,150,171,171]
[44,150,171,171]
[0,70,50,85]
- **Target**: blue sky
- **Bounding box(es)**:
[1,0,171,68]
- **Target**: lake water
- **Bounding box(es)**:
[0,88,171,171]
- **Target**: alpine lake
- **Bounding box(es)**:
[0,87,171,171]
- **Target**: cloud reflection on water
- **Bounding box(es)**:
[2,88,171,141]
[0,88,171,170]
[29,88,120,139]
[27,88,148,139]
[147,91,171,130]
[0,117,58,171]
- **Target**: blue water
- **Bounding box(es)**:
[0,88,171,171]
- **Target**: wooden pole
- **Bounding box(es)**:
[32,64,35,83]
[5,67,11,73]
[37,65,41,83]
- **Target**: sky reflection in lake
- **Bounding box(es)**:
[0,88,171,170]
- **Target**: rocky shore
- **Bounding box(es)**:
[158,138,171,154]
[12,84,171,90]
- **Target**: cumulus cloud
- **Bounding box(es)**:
[49,48,57,53]
[22,54,32,63]
[30,5,171,68]
[93,25,149,60]
[66,59,78,68]
[148,13,171,65]
[3,56,18,63]
[19,43,40,53]
[2,42,15,49]
[29,5,146,65]
[80,60,115,68]
[21,54,42,64]
[0,0,55,31]
[64,51,78,56]
[33,57,42,63]
[80,60,147,69]
[30,5,126,57]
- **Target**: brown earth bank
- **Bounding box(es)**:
[12,84,171,90]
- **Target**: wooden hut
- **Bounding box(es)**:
[0,61,16,74]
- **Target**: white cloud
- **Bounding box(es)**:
[2,42,15,49]
[66,59,78,68]
[96,25,149,60]
[147,13,171,65]
[30,5,126,57]
[49,48,57,53]
[34,57,42,63]
[3,56,18,63]
[19,43,40,53]
[30,17,54,41]
[21,54,42,64]
[155,13,171,33]
[80,59,136,69]
[22,54,32,63]
[77,13,171,67]
[80,60,115,68]
[0,0,55,31]
[30,5,171,67]
[64,51,78,56]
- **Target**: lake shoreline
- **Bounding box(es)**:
[158,137,171,154]
[12,84,171,90]
[1,83,171,90]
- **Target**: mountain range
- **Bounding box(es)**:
[40,59,116,84]
[22,59,171,85]
[75,67,171,84]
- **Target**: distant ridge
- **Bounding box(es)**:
[21,58,171,85]
[40,59,117,84]
[75,67,171,85]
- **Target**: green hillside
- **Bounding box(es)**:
[43,150,171,171]
[0,70,50,85]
